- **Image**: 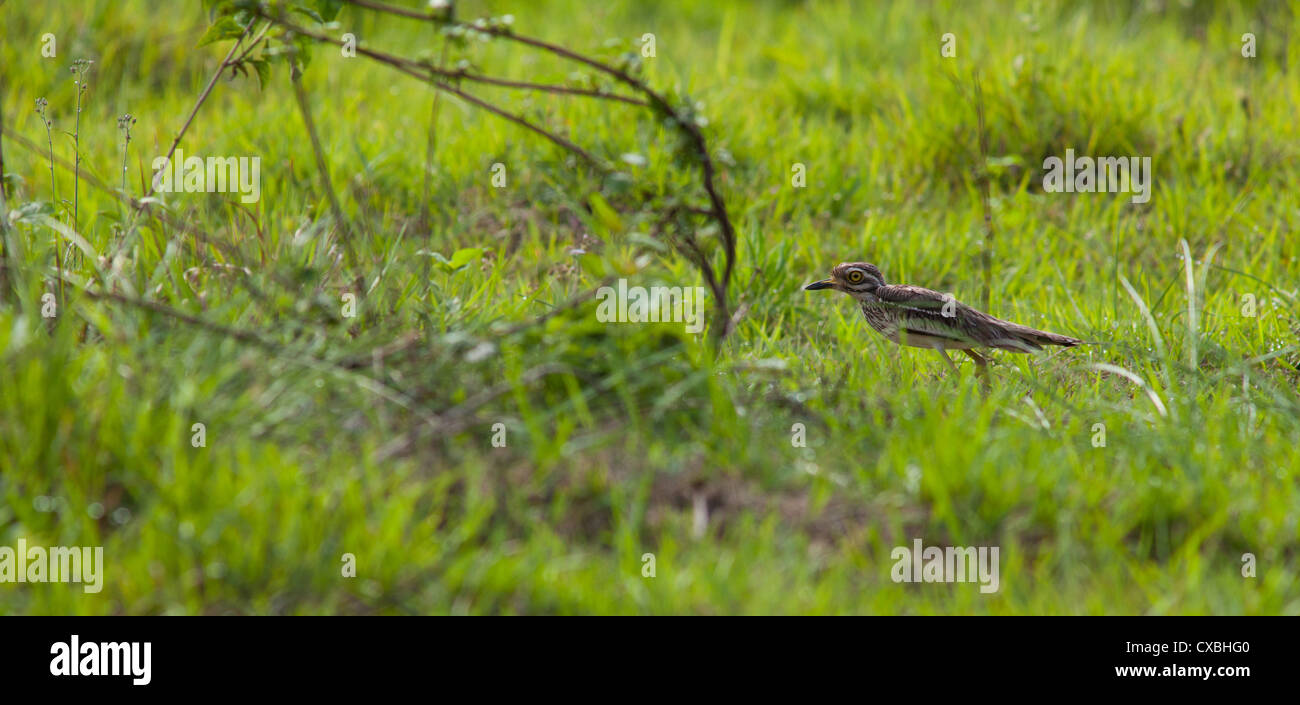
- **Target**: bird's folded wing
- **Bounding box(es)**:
[873,285,981,343]
[879,285,1052,351]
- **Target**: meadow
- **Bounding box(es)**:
[0,0,1297,615]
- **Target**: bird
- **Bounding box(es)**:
[804,261,1081,377]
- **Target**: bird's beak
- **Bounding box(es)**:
[804,278,835,291]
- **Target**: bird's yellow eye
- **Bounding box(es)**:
[847,271,865,283]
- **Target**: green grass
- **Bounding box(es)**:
[1,0,1297,614]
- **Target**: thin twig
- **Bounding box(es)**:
[972,69,994,313]
[261,16,610,170]
[0,71,7,203]
[104,20,255,267]
[146,24,252,200]
[491,275,617,338]
[82,289,440,430]
[333,0,736,331]
[289,61,364,288]
[371,362,571,464]
[34,98,62,304]
[71,59,93,247]
[420,32,449,298]
[230,20,272,67]
[0,72,7,298]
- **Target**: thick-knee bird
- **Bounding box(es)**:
[804,262,1081,374]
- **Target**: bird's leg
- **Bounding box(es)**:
[938,349,959,376]
[962,348,988,368]
[963,349,990,393]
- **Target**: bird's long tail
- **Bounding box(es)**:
[998,324,1083,351]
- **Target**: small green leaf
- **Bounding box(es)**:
[420,247,485,273]
[198,16,246,47]
[249,58,270,89]
[588,192,623,234]
[312,0,343,22]
[293,4,326,23]
[1,173,25,193]
[291,33,314,70]
[628,232,668,253]
[9,200,54,224]
[573,251,610,279]
[985,155,1024,177]
[445,247,485,270]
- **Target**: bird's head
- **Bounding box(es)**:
[804,262,885,298]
